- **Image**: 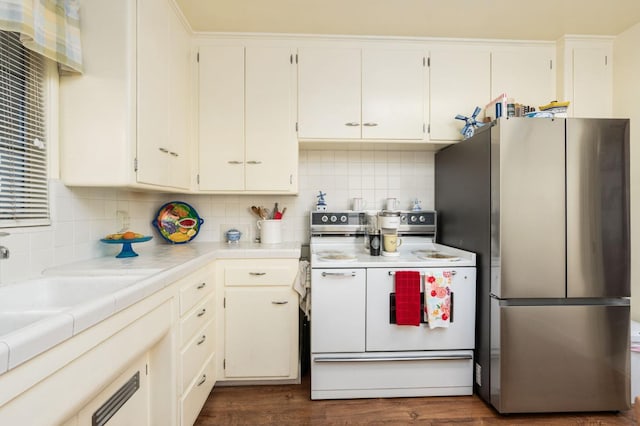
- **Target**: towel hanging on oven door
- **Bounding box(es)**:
[424,271,453,329]
[394,271,421,326]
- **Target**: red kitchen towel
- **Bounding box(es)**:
[395,271,421,326]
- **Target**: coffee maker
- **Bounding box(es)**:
[378,210,402,257]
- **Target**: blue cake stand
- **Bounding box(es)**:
[100,236,152,258]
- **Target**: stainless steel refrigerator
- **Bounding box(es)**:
[435,117,631,413]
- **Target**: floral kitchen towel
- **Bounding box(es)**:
[395,271,421,326]
[425,271,452,329]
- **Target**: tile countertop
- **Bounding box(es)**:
[0,241,301,376]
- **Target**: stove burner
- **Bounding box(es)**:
[412,250,460,261]
[317,254,357,262]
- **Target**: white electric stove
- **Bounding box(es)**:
[309,211,477,400]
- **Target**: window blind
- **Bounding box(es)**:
[0,31,49,227]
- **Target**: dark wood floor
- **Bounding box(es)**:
[195,373,638,425]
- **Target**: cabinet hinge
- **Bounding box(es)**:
[290,174,293,184]
[290,54,293,64]
[296,53,298,64]
[197,52,199,63]
[423,123,426,133]
[223,359,226,369]
[605,55,608,66]
[295,122,298,132]
[428,123,431,134]
[145,364,148,376]
[223,297,226,308]
[423,57,426,67]
[427,57,431,67]
[550,59,553,70]
[197,174,200,185]
[134,157,138,172]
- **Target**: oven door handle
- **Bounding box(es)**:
[321,271,357,277]
[314,354,472,362]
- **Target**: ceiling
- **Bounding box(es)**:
[174,0,640,41]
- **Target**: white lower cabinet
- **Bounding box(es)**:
[177,266,216,425]
[216,259,299,381]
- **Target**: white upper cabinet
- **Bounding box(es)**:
[198,45,298,193]
[429,48,491,141]
[491,45,555,111]
[59,0,191,190]
[557,36,613,118]
[298,46,426,140]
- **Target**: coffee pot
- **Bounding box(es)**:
[378,210,402,257]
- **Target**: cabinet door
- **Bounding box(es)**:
[429,49,490,141]
[362,49,426,140]
[245,47,297,192]
[572,47,612,118]
[298,47,361,139]
[198,45,245,191]
[224,287,297,378]
[491,47,555,111]
[136,0,170,187]
[167,7,191,190]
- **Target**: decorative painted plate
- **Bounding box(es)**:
[153,201,204,244]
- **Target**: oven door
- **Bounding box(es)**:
[366,267,476,351]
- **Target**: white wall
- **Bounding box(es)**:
[0,148,434,285]
[614,22,640,321]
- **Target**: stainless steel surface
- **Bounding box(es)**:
[490,300,630,413]
[494,118,565,298]
[566,118,630,298]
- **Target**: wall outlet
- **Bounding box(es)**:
[475,363,482,386]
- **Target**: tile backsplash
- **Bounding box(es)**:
[0,148,434,285]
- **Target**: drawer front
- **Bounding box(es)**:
[180,294,215,347]
[181,319,215,392]
[224,259,297,287]
[181,354,215,426]
[180,271,214,316]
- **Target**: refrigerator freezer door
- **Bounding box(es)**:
[490,300,630,413]
[493,119,566,298]
[566,119,630,298]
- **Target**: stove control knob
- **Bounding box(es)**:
[321,215,329,223]
[330,215,337,223]
[419,216,426,222]
[410,215,417,223]
[340,215,348,223]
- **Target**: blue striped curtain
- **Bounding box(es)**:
[0,0,83,74]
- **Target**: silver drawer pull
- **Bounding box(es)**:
[169,151,179,157]
[196,308,206,317]
[363,122,378,127]
[272,301,288,305]
[196,282,206,290]
[158,147,169,153]
[227,160,243,165]
[196,335,206,345]
[314,354,472,362]
[249,272,266,276]
[321,271,357,277]
[246,160,262,165]
[197,374,207,386]
[344,122,360,127]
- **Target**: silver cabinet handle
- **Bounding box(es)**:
[246,160,262,165]
[321,271,357,277]
[344,122,360,127]
[169,151,178,157]
[197,282,206,290]
[272,301,289,305]
[196,308,206,317]
[197,374,207,386]
[363,122,378,127]
[249,272,266,276]
[196,335,206,345]
[158,147,169,153]
[227,160,243,165]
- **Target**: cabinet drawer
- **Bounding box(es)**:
[180,294,215,347]
[180,271,214,316]
[224,259,297,286]
[181,319,215,392]
[181,353,215,426]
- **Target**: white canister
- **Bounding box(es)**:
[257,219,282,244]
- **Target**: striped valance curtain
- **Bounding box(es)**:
[0,0,83,74]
